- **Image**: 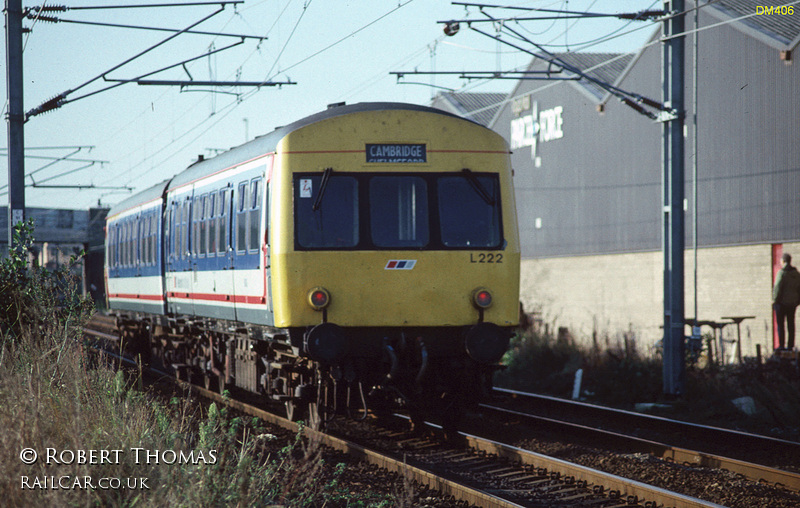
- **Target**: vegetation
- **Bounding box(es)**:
[496,321,800,440]
[0,222,396,507]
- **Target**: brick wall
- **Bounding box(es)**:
[520,241,800,358]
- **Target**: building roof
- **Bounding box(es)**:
[508,52,635,104]
[432,92,508,126]
[705,0,800,49]
[548,52,635,101]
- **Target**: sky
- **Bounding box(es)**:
[1,0,660,211]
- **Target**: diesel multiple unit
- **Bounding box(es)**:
[105,102,520,429]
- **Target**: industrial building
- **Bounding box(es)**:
[0,207,108,304]
[434,0,800,359]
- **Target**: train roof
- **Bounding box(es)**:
[107,178,171,220]
[107,103,483,219]
[167,102,481,192]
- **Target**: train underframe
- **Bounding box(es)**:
[116,312,511,432]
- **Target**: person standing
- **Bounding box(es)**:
[773,253,800,351]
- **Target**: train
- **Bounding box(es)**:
[104,102,520,431]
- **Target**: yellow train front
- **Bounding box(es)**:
[270,103,520,428]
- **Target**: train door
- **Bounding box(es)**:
[214,186,236,320]
[233,177,267,324]
[132,215,139,278]
[232,180,248,323]
[263,181,272,318]
[188,193,204,316]
[169,194,194,315]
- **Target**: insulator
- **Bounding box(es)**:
[37,4,67,12]
[621,97,654,119]
[28,93,67,118]
[637,95,666,110]
[33,14,60,24]
[443,21,460,36]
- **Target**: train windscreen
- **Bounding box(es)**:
[294,172,502,250]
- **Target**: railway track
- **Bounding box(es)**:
[83,317,737,507]
[486,387,800,489]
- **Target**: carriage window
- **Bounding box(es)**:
[147,215,154,266]
[151,214,157,265]
[199,194,207,258]
[295,174,358,248]
[235,182,249,252]
[128,221,133,267]
[108,226,115,268]
[164,207,170,262]
[181,201,189,260]
[370,176,428,248]
[206,193,216,256]
[217,189,229,255]
[438,174,502,248]
[141,216,149,266]
[134,218,141,265]
[124,221,131,267]
[192,196,202,257]
[248,179,261,252]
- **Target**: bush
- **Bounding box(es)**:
[0,222,394,506]
[495,320,800,438]
[0,220,94,345]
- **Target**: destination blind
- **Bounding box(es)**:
[365,143,426,163]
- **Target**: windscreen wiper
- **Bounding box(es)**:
[312,167,333,211]
[461,168,495,206]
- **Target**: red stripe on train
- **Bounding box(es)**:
[166,292,266,305]
[109,293,164,301]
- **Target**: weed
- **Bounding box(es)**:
[497,321,800,438]
[0,223,395,507]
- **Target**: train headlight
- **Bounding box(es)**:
[307,287,331,310]
[472,288,493,309]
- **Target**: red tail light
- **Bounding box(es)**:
[308,287,330,310]
[472,288,493,309]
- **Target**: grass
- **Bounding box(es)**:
[7,218,797,506]
[0,222,399,507]
[495,322,800,440]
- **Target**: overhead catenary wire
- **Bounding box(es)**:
[111,0,422,188]
[419,0,785,122]
[18,0,782,207]
[110,0,768,193]
[25,5,230,119]
[100,1,283,183]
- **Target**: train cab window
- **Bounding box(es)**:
[236,182,249,253]
[295,174,358,249]
[437,174,502,248]
[370,176,429,248]
[248,179,261,252]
